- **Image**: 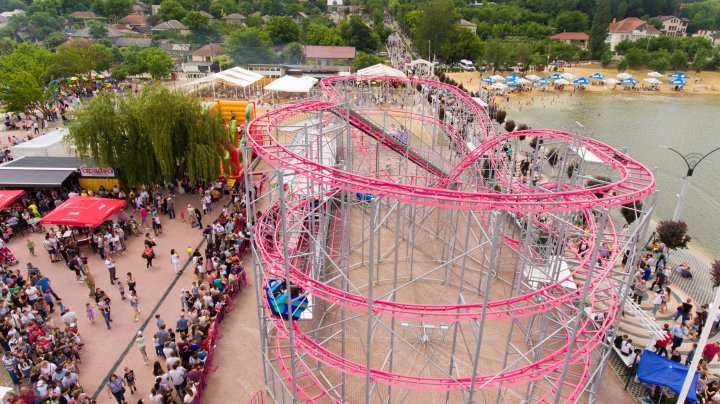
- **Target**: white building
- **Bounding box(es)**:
[606,17,661,51]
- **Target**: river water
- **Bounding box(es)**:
[504,92,720,258]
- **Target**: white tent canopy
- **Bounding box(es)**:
[471,97,488,107]
[357,63,406,78]
[264,75,318,93]
[182,66,264,89]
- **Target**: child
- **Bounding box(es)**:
[26,239,35,256]
[44,290,55,313]
[117,281,126,300]
[129,291,140,322]
[85,303,95,324]
[180,209,186,223]
[187,246,193,258]
[123,367,136,394]
[153,335,162,356]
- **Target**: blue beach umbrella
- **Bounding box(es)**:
[572,77,589,85]
[668,78,687,86]
[589,72,604,80]
[621,78,638,85]
[548,73,562,80]
[505,80,521,86]
[481,77,495,83]
[534,78,551,85]
[668,72,690,79]
[504,73,518,81]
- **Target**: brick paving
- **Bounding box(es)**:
[1,192,218,403]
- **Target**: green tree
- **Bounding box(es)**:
[485,40,509,70]
[265,16,300,44]
[281,42,304,64]
[260,0,285,16]
[0,44,57,118]
[589,0,612,59]
[617,59,628,71]
[68,85,230,186]
[413,0,457,59]
[693,48,708,73]
[555,10,589,33]
[44,32,67,49]
[223,27,276,64]
[669,49,689,70]
[339,15,380,53]
[26,12,64,41]
[54,40,114,78]
[102,0,134,19]
[208,0,237,19]
[306,22,344,46]
[88,20,108,39]
[138,48,174,79]
[158,0,187,21]
[243,14,264,28]
[648,49,671,72]
[352,51,382,70]
[440,26,483,62]
[182,10,210,31]
[624,48,647,69]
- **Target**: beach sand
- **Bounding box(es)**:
[447,62,720,97]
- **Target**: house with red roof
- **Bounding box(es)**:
[550,32,589,49]
[606,17,661,51]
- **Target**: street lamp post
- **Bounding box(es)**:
[660,145,720,221]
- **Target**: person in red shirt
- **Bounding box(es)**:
[702,341,720,363]
[654,323,672,357]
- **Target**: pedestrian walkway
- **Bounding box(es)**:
[667,244,716,306]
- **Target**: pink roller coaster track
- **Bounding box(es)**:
[247,75,655,402]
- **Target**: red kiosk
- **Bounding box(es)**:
[0,190,25,210]
[40,196,125,228]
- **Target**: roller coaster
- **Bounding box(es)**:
[243,75,656,403]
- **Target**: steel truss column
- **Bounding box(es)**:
[467,211,503,403]
[553,209,609,404]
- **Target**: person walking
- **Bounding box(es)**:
[106,373,127,403]
[26,239,35,256]
[170,249,180,274]
[135,332,149,364]
[167,197,175,219]
[671,321,689,350]
[633,280,647,305]
[674,298,693,323]
[143,245,155,268]
[98,300,112,329]
[105,257,118,285]
[85,303,95,324]
[651,291,662,320]
[130,291,141,322]
[126,272,137,294]
[654,323,672,357]
[123,367,136,395]
[84,272,96,298]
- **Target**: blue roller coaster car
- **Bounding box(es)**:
[266,279,309,320]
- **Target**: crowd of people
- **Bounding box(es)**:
[0,173,255,403]
[0,263,90,403]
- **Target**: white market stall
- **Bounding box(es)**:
[11,128,74,158]
[182,66,264,99]
[356,63,406,78]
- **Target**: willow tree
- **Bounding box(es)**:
[68,85,230,187]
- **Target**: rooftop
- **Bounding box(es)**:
[68,11,101,19]
[551,32,589,41]
[110,37,152,47]
[223,13,246,21]
[192,43,223,58]
[609,17,661,34]
[303,45,356,59]
[119,14,148,25]
[656,15,689,22]
[459,19,477,27]
[151,20,186,31]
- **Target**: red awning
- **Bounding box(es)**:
[0,190,25,210]
[40,196,125,228]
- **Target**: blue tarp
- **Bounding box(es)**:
[637,350,698,402]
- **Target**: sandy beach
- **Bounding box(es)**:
[447,62,720,97]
